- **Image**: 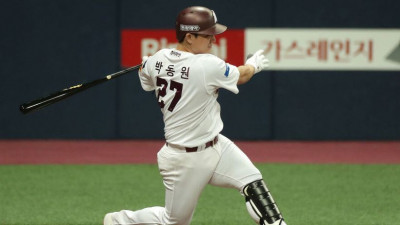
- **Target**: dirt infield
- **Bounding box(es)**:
[0,140,399,164]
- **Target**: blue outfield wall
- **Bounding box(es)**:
[1,0,399,140]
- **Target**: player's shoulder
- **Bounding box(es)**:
[143,49,170,71]
[191,53,227,72]
[148,49,170,60]
[194,53,224,63]
[192,54,238,80]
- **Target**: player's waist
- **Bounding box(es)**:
[166,136,218,153]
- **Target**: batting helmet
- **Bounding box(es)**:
[175,6,227,42]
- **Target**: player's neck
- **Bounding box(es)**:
[176,43,193,54]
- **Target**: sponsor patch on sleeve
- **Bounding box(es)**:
[224,63,230,77]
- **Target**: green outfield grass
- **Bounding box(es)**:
[0,164,399,225]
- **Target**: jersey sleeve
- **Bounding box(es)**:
[202,55,240,94]
[138,58,156,92]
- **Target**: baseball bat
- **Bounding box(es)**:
[19,64,141,114]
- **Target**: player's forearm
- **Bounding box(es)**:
[237,65,256,85]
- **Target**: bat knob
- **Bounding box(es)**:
[19,104,28,114]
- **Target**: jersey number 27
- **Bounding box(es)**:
[156,77,183,112]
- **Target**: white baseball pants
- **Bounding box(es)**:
[107,134,262,225]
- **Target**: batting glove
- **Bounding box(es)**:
[245,49,269,74]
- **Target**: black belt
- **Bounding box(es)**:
[167,136,219,152]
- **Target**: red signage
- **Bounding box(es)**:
[121,29,244,67]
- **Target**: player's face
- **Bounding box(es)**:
[191,34,216,54]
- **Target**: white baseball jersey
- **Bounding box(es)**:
[108,49,264,225]
[139,48,240,147]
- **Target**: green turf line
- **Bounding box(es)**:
[0,164,399,225]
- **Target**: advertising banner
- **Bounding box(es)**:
[246,29,400,70]
[121,29,400,70]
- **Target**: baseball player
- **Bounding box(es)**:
[104,6,287,225]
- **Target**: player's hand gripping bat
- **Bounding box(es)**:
[19,64,141,114]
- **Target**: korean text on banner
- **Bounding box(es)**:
[245,29,400,71]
